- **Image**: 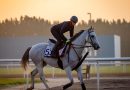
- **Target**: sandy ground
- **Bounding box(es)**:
[1,78,79,90]
[1,77,130,90]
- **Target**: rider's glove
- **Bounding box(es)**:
[65,39,70,44]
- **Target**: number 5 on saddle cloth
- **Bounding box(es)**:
[44,39,66,58]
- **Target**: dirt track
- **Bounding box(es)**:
[47,78,130,90]
[1,78,130,90]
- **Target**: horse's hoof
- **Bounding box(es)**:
[81,83,86,90]
[63,82,73,90]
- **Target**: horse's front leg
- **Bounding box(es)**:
[76,66,86,90]
[63,66,74,90]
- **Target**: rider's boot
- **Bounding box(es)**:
[51,43,59,58]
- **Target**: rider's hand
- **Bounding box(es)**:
[66,39,70,44]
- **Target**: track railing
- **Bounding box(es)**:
[0,57,130,90]
[84,57,130,90]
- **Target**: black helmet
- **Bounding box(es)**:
[70,16,78,23]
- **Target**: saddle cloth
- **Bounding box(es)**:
[44,39,64,57]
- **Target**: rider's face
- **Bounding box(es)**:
[71,21,76,26]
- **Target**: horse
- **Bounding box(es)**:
[21,27,100,90]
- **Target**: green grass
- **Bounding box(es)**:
[0,78,26,89]
[0,68,24,74]
[82,65,130,74]
[0,78,41,89]
[0,65,130,75]
[97,65,130,74]
[0,66,67,75]
[0,78,25,85]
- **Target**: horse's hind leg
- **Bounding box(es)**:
[37,62,49,89]
[27,68,38,90]
[26,68,38,90]
[29,68,38,90]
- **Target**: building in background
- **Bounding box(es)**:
[0,35,121,59]
[86,35,121,58]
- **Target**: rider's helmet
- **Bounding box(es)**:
[70,16,78,23]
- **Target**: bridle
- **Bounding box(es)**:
[68,30,94,61]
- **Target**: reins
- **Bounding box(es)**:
[71,44,92,48]
[66,30,93,70]
[69,31,93,61]
[64,28,95,70]
[70,43,92,60]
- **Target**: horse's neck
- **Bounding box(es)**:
[70,31,88,59]
[73,31,87,46]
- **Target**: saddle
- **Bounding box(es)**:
[44,39,67,58]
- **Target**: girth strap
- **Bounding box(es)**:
[72,51,89,70]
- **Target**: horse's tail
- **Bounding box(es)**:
[21,47,31,70]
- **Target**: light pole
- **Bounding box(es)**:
[87,12,91,25]
[86,12,92,80]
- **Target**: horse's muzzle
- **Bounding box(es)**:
[93,44,100,50]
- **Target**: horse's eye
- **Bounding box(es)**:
[91,35,94,38]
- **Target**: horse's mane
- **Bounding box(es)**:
[70,30,85,42]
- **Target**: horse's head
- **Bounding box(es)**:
[70,26,100,50]
[86,27,100,50]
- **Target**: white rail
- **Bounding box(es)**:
[0,57,130,90]
[84,57,130,90]
[85,57,130,61]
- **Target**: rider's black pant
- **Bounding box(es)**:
[51,29,63,56]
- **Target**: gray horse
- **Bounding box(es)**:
[21,27,100,90]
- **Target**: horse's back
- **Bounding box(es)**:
[32,43,48,50]
[29,43,48,60]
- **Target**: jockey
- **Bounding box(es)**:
[51,16,78,57]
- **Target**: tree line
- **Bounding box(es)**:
[0,15,130,56]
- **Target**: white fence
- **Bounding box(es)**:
[0,57,130,90]
[84,57,130,90]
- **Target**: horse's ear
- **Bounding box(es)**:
[88,26,93,32]
[91,26,95,31]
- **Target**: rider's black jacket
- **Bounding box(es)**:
[51,21,74,42]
